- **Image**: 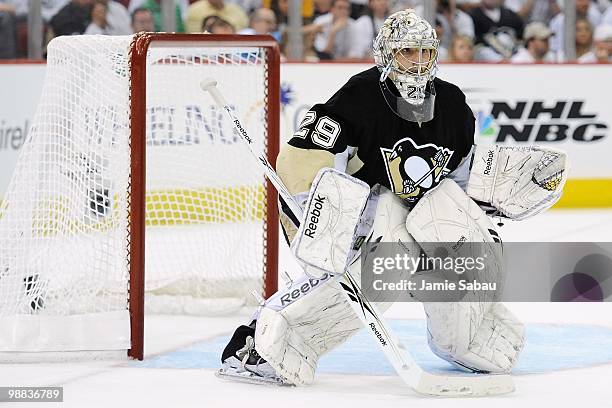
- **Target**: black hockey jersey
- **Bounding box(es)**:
[287,66,475,203]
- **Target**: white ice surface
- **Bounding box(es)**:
[1,209,612,407]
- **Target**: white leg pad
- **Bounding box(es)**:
[254,187,411,385]
[406,179,524,373]
[255,277,362,385]
[424,302,525,373]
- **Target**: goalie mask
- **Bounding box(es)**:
[373,9,439,123]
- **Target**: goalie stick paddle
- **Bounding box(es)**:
[201,78,515,397]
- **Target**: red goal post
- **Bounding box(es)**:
[128,33,280,360]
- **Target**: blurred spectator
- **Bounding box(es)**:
[594,0,611,12]
[268,0,288,46]
[208,16,235,33]
[128,0,189,27]
[580,24,612,62]
[42,0,71,23]
[442,0,475,46]
[511,21,556,62]
[604,5,612,25]
[268,0,287,35]
[84,0,131,34]
[549,0,602,55]
[435,16,449,59]
[314,0,332,18]
[131,7,154,32]
[238,7,278,38]
[388,0,414,13]
[185,0,248,32]
[353,0,390,58]
[453,0,478,11]
[312,0,361,59]
[350,0,367,19]
[504,0,560,24]
[229,0,262,15]
[1,0,26,17]
[416,0,474,49]
[0,0,17,58]
[85,0,109,33]
[105,0,131,33]
[130,0,185,32]
[202,14,221,31]
[469,0,524,46]
[593,24,612,62]
[575,17,594,61]
[474,26,519,60]
[50,0,93,36]
[447,34,475,61]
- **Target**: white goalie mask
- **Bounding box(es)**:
[373,9,439,122]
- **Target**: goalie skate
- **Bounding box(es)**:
[217,322,291,387]
[216,363,290,387]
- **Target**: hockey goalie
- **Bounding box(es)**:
[218,9,567,386]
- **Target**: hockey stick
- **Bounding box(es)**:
[201,78,514,397]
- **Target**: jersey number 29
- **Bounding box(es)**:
[294,111,341,149]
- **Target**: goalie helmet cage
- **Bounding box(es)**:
[0,33,280,361]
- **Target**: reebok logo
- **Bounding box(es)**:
[483,149,494,175]
[304,195,326,239]
[369,323,387,346]
[279,274,330,306]
[233,119,252,144]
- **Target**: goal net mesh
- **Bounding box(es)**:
[0,35,274,352]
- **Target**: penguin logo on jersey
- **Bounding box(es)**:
[381,137,454,201]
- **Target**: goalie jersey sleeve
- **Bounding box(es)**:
[288,76,365,157]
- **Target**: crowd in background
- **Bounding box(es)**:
[0,0,611,62]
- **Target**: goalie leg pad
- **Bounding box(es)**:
[406,178,503,249]
[254,187,411,385]
[405,179,524,373]
[254,279,361,385]
[424,302,525,373]
[405,178,504,300]
[406,178,504,301]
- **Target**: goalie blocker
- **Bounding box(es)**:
[292,168,371,278]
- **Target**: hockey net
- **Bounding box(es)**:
[0,34,279,359]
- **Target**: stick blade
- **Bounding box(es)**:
[415,372,515,397]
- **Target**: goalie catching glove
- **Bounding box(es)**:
[467,145,568,220]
